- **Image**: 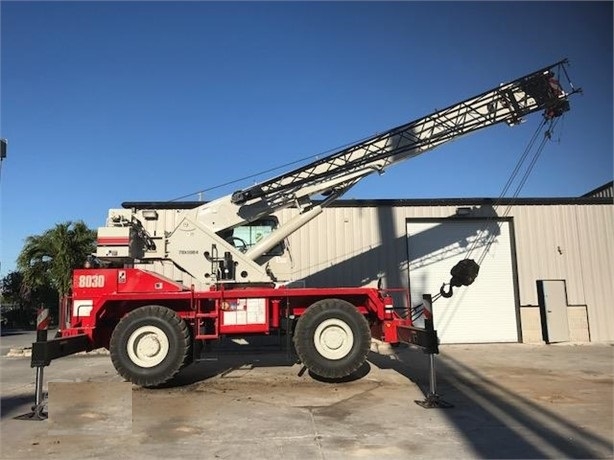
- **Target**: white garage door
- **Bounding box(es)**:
[407,219,518,344]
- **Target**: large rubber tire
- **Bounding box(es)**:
[179,326,195,370]
[110,305,190,387]
[293,299,371,379]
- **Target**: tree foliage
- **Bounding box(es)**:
[1,270,57,328]
[0,271,25,307]
[17,221,96,298]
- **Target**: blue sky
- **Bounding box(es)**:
[1,1,612,276]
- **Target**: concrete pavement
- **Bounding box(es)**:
[0,332,612,459]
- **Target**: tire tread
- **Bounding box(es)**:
[110,305,190,387]
[293,299,370,379]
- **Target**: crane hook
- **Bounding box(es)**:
[440,283,454,298]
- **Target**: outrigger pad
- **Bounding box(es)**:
[14,402,48,421]
[415,393,454,409]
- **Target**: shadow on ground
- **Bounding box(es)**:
[0,330,32,337]
[2,394,39,420]
[369,345,613,459]
[163,334,374,388]
[159,334,298,388]
[154,336,613,458]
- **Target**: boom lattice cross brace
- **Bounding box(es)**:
[231,60,574,212]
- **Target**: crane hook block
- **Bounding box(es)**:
[450,259,480,287]
[439,259,480,299]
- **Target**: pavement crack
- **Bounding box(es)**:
[308,409,325,460]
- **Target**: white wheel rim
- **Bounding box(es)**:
[313,318,354,360]
[126,325,170,368]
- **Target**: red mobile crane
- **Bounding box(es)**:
[32,60,578,388]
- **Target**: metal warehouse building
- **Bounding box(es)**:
[277,181,614,344]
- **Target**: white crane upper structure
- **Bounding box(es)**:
[96,60,578,288]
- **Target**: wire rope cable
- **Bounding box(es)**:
[412,114,564,314]
[473,116,562,267]
[164,132,381,204]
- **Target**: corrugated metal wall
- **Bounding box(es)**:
[279,202,614,342]
[133,199,613,342]
[583,181,613,199]
[510,204,614,342]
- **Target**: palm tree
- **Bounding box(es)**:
[17,221,96,299]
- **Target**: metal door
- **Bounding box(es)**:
[407,219,518,344]
[537,280,570,343]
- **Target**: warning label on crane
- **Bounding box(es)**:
[222,298,266,325]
